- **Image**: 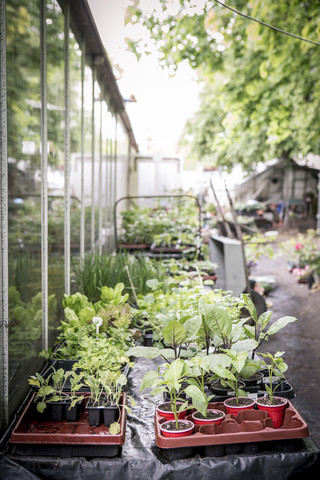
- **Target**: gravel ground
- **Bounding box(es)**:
[250,231,320,448]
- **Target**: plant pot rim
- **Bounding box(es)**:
[157,401,186,413]
[256,396,288,407]
[160,419,194,434]
[224,397,256,408]
[192,409,225,422]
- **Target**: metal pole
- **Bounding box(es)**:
[105,114,110,248]
[80,37,85,260]
[40,0,48,351]
[64,0,71,295]
[0,0,9,429]
[91,59,95,252]
[98,97,103,254]
[317,171,320,233]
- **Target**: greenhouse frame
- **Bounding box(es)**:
[0,0,138,434]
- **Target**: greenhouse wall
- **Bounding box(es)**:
[0,0,137,434]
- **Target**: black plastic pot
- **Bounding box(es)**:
[102,405,119,426]
[48,401,65,422]
[210,380,246,396]
[65,402,81,422]
[86,403,103,426]
[143,333,153,347]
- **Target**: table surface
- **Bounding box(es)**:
[2,358,320,480]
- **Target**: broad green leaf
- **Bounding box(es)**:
[204,353,232,370]
[241,294,257,323]
[232,339,258,353]
[184,385,208,417]
[116,374,127,387]
[183,314,202,342]
[240,359,261,379]
[109,422,120,435]
[140,370,161,391]
[257,311,273,332]
[146,279,161,291]
[36,401,46,413]
[164,358,184,383]
[267,316,297,336]
[163,320,186,346]
[233,351,249,374]
[213,365,236,382]
[125,346,161,359]
[64,307,79,324]
[201,304,232,339]
[28,377,40,387]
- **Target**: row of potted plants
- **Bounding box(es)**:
[126,290,297,438]
[117,198,201,253]
[28,283,136,433]
[282,229,320,286]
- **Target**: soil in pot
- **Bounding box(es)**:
[157,402,187,420]
[192,409,225,426]
[160,419,194,438]
[256,396,288,428]
[224,397,255,416]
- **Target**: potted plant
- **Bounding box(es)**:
[28,368,85,422]
[83,369,134,433]
[140,358,207,438]
[241,294,297,359]
[256,351,288,428]
[185,356,225,426]
[63,370,86,422]
[214,350,256,415]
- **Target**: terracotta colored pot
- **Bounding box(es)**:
[156,402,187,420]
[256,397,288,428]
[223,397,255,416]
[160,419,194,438]
[192,409,225,426]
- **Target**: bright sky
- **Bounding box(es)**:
[87,0,201,155]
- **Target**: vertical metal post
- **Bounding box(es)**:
[114,117,118,205]
[91,60,95,252]
[40,0,48,350]
[104,115,110,248]
[107,115,113,239]
[64,0,71,294]
[98,97,103,254]
[80,37,85,260]
[0,0,9,429]
[317,172,320,233]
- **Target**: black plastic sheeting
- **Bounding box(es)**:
[1,357,320,480]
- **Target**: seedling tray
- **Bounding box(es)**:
[155,401,309,457]
[10,393,127,457]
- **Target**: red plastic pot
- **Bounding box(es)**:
[192,409,225,426]
[224,397,255,416]
[160,419,194,438]
[256,397,288,428]
[156,402,187,420]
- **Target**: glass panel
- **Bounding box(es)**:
[83,65,93,253]
[6,0,42,417]
[46,0,65,346]
[69,30,82,264]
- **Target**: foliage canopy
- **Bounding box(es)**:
[126,0,320,171]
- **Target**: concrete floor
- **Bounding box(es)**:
[251,232,320,448]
